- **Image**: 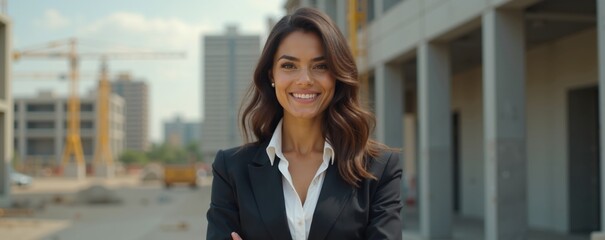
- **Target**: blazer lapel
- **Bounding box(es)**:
[308,163,355,240]
[248,145,292,240]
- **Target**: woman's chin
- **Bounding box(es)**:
[285,111,322,120]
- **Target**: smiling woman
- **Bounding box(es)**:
[272,31,335,120]
[206,7,402,240]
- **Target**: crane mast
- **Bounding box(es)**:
[62,39,86,168]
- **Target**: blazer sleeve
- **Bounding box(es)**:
[206,150,241,240]
[365,152,404,240]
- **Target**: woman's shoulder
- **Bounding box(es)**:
[366,149,402,177]
[214,142,266,166]
[369,148,399,163]
[219,143,264,158]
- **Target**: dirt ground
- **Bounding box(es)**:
[0,175,212,240]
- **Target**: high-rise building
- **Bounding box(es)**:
[13,90,125,167]
[163,115,200,147]
[0,11,12,207]
[201,25,260,161]
[111,73,150,151]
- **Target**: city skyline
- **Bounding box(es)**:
[9,0,283,142]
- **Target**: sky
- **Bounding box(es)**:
[8,0,284,142]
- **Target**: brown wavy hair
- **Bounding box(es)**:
[240,7,385,187]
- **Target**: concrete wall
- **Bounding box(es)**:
[526,28,598,232]
[451,28,598,232]
[451,67,485,219]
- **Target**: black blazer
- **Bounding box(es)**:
[206,142,403,240]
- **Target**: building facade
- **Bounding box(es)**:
[163,115,200,147]
[111,74,149,151]
[13,91,125,167]
[290,0,602,239]
[201,25,260,161]
[0,11,11,207]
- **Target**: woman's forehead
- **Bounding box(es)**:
[275,31,325,59]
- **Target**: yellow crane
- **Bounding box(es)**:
[348,0,370,106]
[13,38,185,174]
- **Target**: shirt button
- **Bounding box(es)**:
[298,220,303,225]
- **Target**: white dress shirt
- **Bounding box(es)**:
[265,120,335,240]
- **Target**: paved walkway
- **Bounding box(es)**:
[0,176,212,240]
[402,207,590,240]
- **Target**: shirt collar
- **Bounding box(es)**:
[266,119,335,166]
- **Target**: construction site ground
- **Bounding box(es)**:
[0,175,212,240]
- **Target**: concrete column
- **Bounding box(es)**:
[55,101,62,164]
[94,163,115,178]
[482,9,527,240]
[336,0,348,38]
[418,42,452,239]
[316,0,327,11]
[374,62,404,149]
[598,0,605,234]
[64,163,85,179]
[300,0,311,7]
[374,0,384,20]
[18,101,25,162]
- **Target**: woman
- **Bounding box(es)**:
[206,7,402,240]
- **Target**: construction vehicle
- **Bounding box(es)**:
[163,163,198,189]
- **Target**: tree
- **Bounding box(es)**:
[146,143,188,164]
[185,141,203,162]
[119,150,148,165]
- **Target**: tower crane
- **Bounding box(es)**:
[348,0,370,106]
[13,38,185,176]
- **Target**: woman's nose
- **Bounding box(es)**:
[296,69,312,85]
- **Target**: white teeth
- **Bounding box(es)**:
[292,93,317,99]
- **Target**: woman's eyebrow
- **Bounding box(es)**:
[278,55,298,61]
[311,56,326,62]
[277,55,326,62]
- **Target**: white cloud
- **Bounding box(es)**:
[35,9,70,30]
[80,12,211,49]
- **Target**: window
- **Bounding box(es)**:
[26,104,54,112]
[27,121,54,129]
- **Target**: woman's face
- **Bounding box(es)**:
[271,30,335,121]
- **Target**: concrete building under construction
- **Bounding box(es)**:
[290,0,603,239]
[13,90,125,168]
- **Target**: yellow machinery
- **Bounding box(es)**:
[348,0,370,106]
[163,163,198,188]
[13,38,184,172]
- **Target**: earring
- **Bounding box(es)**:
[271,82,275,87]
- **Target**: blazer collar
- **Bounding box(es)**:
[248,142,292,240]
[248,141,354,240]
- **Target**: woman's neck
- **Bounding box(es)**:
[281,115,324,155]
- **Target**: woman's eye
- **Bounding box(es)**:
[281,63,295,69]
[314,64,328,70]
